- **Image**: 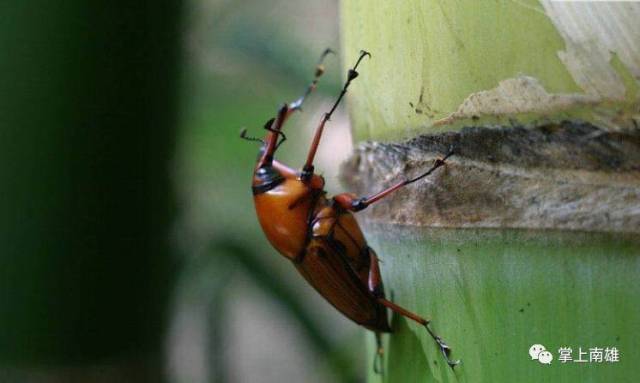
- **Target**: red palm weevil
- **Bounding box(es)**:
[243,49,459,371]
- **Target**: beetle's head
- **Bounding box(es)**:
[252,163,285,196]
[254,104,292,168]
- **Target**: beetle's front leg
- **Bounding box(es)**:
[289,48,333,111]
[301,50,371,179]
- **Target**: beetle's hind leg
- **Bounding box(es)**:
[423,321,460,368]
[373,331,385,375]
[366,248,460,367]
[378,297,461,368]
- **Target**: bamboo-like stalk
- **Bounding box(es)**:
[340,1,640,381]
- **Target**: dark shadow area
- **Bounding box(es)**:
[386,314,429,383]
[0,1,182,380]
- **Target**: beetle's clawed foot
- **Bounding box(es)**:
[424,323,461,368]
[444,144,456,160]
[359,50,372,59]
[373,346,385,375]
[310,48,335,82]
[350,50,371,75]
[436,336,461,368]
[319,48,335,62]
[433,145,456,168]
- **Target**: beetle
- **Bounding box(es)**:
[243,49,460,371]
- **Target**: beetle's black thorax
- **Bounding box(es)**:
[252,165,284,195]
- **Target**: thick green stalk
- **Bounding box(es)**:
[340,1,640,382]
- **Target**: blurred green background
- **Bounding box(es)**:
[1,0,366,382]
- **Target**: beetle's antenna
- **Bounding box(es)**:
[301,50,371,179]
[290,48,334,111]
[239,128,265,144]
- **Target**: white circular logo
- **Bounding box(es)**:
[529,344,546,360]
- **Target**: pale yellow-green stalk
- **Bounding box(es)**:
[340,1,640,382]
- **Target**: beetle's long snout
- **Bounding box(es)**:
[257,104,290,167]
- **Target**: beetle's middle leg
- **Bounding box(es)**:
[333,148,454,212]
